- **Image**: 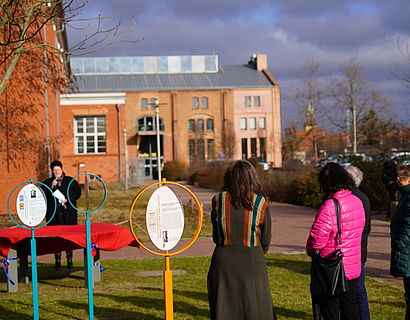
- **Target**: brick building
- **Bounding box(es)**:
[60,54,282,185]
[0,18,69,213]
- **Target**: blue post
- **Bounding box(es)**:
[86,213,94,319]
[31,229,39,320]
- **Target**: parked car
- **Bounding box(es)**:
[315,153,373,167]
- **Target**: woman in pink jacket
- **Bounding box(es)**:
[306,162,365,320]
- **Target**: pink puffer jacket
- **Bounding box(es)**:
[306,190,365,280]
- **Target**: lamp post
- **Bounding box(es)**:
[124,129,129,189]
[352,105,357,154]
[155,99,162,182]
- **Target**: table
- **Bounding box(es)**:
[0,223,139,292]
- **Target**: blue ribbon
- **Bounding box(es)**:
[91,244,105,272]
[2,258,18,285]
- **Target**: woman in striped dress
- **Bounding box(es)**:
[207,160,274,320]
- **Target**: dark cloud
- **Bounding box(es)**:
[65,0,409,122]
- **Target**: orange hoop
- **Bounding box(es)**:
[129,179,203,257]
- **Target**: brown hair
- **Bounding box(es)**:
[226,160,265,210]
[398,166,410,178]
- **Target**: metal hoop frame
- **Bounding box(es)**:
[129,181,203,257]
[6,180,57,230]
[67,172,107,214]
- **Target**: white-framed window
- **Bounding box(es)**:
[150,98,158,110]
[74,115,106,154]
[188,119,195,132]
[254,96,261,106]
[245,96,252,107]
[192,97,199,109]
[249,117,256,130]
[201,97,208,108]
[141,98,148,110]
[258,117,266,129]
[197,119,204,131]
[206,119,214,131]
[240,118,247,130]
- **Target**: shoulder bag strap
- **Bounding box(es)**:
[330,197,342,246]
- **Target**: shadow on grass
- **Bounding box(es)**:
[61,300,162,320]
[0,304,33,320]
[138,286,209,302]
[275,305,311,319]
[266,256,311,275]
[90,291,210,319]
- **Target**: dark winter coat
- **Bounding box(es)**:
[382,160,399,192]
[351,187,371,264]
[390,184,410,277]
[43,174,81,226]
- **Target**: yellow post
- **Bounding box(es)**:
[164,253,174,320]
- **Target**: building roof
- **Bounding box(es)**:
[70,64,276,93]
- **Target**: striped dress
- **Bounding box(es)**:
[207,192,273,320]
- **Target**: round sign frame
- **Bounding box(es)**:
[145,185,185,251]
[67,172,107,214]
[6,180,57,230]
[129,180,203,257]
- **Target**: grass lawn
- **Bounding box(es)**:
[0,253,405,320]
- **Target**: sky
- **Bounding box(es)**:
[67,0,410,129]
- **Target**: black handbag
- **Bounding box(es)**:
[310,198,349,299]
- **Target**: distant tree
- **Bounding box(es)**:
[287,58,325,159]
[0,0,139,94]
[222,119,236,160]
[393,35,410,96]
[325,57,391,153]
[358,109,396,145]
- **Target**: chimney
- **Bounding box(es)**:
[255,54,267,71]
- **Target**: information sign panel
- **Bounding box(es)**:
[16,184,47,227]
[146,186,184,251]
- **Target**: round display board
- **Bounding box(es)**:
[146,186,185,251]
[15,184,47,227]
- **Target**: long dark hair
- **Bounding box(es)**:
[226,160,264,210]
[319,162,355,195]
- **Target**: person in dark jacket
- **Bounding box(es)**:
[390,166,410,319]
[207,160,275,320]
[382,157,399,217]
[346,166,371,320]
[43,160,81,268]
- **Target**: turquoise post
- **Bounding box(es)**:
[86,212,94,319]
[31,229,39,320]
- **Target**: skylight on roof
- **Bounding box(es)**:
[70,55,218,75]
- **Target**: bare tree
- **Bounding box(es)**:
[287,58,325,159]
[0,0,139,94]
[325,57,391,153]
[222,119,236,160]
[393,35,410,95]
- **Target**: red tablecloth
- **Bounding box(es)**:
[0,223,139,257]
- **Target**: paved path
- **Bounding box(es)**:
[36,184,395,282]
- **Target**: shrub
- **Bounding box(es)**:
[354,160,388,210]
[190,161,233,190]
[260,167,322,208]
[162,159,188,181]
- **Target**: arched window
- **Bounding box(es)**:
[206,119,214,131]
[137,117,164,132]
[141,98,148,110]
[201,97,208,108]
[197,119,204,131]
[192,97,199,109]
[188,119,195,132]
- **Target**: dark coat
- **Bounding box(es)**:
[382,160,399,192]
[351,187,371,264]
[43,174,81,226]
[390,184,410,277]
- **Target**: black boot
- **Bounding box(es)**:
[66,251,73,269]
[405,294,410,320]
[54,252,61,269]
